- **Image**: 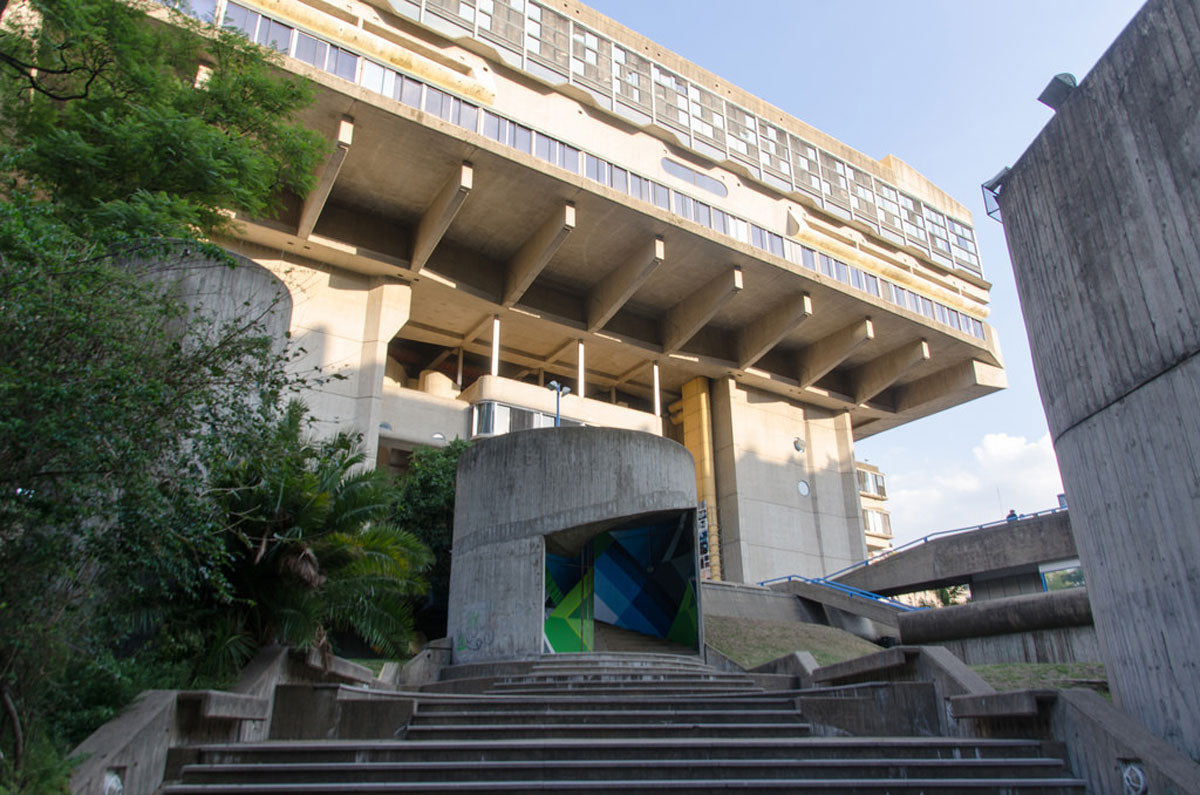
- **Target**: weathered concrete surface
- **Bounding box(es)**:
[809,645,994,737]
[446,426,697,663]
[834,510,1076,596]
[940,625,1101,666]
[997,0,1200,758]
[699,579,820,623]
[952,689,1200,795]
[767,578,901,638]
[898,587,1092,644]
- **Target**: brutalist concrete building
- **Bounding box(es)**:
[163,0,1004,585]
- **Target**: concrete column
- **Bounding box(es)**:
[997,0,1200,758]
[456,347,463,387]
[490,315,500,377]
[353,278,413,463]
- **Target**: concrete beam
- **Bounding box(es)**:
[542,338,575,365]
[462,314,493,345]
[894,358,1008,413]
[586,236,665,331]
[735,292,812,369]
[852,339,930,406]
[612,360,648,388]
[410,161,473,273]
[297,117,354,240]
[661,266,743,354]
[797,318,875,388]
[502,201,575,307]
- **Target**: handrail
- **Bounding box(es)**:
[758,574,926,612]
[824,505,1068,581]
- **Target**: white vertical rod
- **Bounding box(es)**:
[490,315,500,377]
[653,362,661,416]
[577,339,585,398]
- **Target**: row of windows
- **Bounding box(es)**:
[182,0,982,278]
[473,400,581,436]
[405,0,983,276]
[206,0,986,342]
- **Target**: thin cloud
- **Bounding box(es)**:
[885,432,1063,545]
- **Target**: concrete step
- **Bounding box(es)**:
[412,695,799,713]
[185,737,1061,765]
[175,757,1075,785]
[401,721,814,741]
[497,670,754,682]
[408,709,808,726]
[163,777,1085,793]
[485,684,762,696]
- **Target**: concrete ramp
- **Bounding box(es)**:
[767,578,907,640]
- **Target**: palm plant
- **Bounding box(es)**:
[215,401,431,659]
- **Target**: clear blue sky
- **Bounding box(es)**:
[585,0,1145,544]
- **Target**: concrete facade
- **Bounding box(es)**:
[446,427,698,662]
[996,0,1200,759]
[153,0,1005,583]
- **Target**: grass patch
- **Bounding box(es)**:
[347,658,399,677]
[971,662,1107,694]
[705,615,881,668]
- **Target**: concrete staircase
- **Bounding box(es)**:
[162,652,1085,793]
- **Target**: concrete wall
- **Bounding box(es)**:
[711,378,865,583]
[226,241,413,453]
[997,0,1200,759]
[446,426,697,663]
[940,625,1101,665]
[699,580,820,623]
[379,383,471,448]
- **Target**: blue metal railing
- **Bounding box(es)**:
[823,505,1069,582]
[758,574,927,612]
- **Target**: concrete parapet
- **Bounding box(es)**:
[898,587,1092,644]
[700,579,819,623]
[810,645,994,737]
[834,510,1075,596]
[951,688,1200,795]
[69,647,390,795]
[446,426,697,663]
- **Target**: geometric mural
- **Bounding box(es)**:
[544,511,697,653]
[544,549,594,653]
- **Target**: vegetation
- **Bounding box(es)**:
[971,662,1107,695]
[388,440,470,638]
[0,0,426,788]
[704,615,881,668]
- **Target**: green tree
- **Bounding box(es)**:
[208,402,432,664]
[0,0,327,780]
[389,440,470,637]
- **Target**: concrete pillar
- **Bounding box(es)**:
[997,0,1200,758]
[353,278,412,461]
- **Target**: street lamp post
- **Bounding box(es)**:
[546,380,571,427]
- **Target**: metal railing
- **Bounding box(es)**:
[757,574,927,613]
[824,505,1069,581]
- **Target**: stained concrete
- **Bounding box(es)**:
[834,510,1076,596]
[997,0,1200,759]
[446,426,698,663]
